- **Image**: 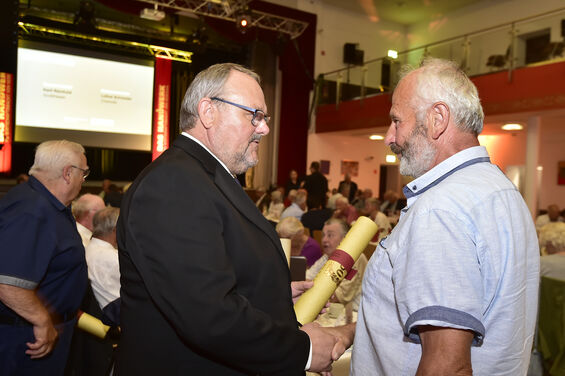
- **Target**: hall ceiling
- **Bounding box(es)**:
[320,0,488,25]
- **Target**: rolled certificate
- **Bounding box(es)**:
[294,216,378,324]
[77,311,110,339]
[280,238,291,267]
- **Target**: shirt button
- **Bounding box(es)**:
[412,185,417,190]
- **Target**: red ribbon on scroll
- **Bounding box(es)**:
[329,249,357,280]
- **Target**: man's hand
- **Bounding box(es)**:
[26,319,58,358]
[291,280,314,304]
[324,323,356,360]
[301,322,338,373]
[0,284,59,358]
[291,280,330,315]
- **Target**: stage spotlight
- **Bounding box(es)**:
[236,7,252,34]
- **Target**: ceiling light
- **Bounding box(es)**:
[387,49,398,59]
[501,123,523,131]
[386,154,396,163]
[236,6,252,34]
[369,134,384,140]
[140,5,165,21]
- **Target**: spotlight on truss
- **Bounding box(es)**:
[236,7,252,34]
[140,4,165,21]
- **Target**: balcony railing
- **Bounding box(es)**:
[316,7,565,107]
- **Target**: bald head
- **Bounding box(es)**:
[72,194,106,231]
[548,204,561,222]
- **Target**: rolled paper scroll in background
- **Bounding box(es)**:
[294,216,378,325]
[280,238,291,266]
[77,311,110,339]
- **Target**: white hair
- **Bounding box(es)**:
[399,57,484,135]
[29,140,85,181]
[276,216,304,238]
[92,207,120,238]
[72,193,104,220]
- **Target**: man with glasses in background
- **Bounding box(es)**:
[0,139,89,375]
[117,63,340,376]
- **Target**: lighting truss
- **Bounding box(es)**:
[18,22,193,63]
[137,0,309,39]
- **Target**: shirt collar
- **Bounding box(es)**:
[403,145,491,200]
[28,175,68,211]
[181,132,234,178]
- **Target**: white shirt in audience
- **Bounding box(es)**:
[85,237,120,310]
[76,222,92,248]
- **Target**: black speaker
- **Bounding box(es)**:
[343,43,357,64]
[381,58,391,89]
[562,19,565,37]
[343,43,364,66]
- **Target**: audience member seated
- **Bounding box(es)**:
[284,189,297,208]
[327,190,343,210]
[538,222,565,375]
[85,207,121,326]
[254,186,269,212]
[72,193,106,248]
[284,169,301,200]
[353,188,372,213]
[281,189,308,220]
[301,196,334,235]
[539,222,565,280]
[380,189,406,217]
[276,217,322,268]
[333,196,359,225]
[307,218,368,311]
[264,190,285,222]
[536,204,564,231]
[364,197,392,241]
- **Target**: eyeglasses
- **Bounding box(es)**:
[71,165,90,180]
[211,97,270,127]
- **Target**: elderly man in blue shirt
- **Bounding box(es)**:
[330,58,539,375]
[0,140,89,375]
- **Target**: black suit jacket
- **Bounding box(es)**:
[116,136,309,375]
[337,180,358,203]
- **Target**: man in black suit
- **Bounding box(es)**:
[337,173,358,203]
[116,63,339,375]
[302,161,328,210]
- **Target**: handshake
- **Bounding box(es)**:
[292,280,356,374]
[301,321,355,374]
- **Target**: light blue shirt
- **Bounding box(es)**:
[280,203,305,220]
[352,146,539,375]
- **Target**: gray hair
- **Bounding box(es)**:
[179,63,260,131]
[72,193,104,220]
[29,140,85,181]
[398,57,484,135]
[276,216,304,238]
[92,207,120,238]
[324,218,350,237]
[295,190,308,206]
[336,196,349,205]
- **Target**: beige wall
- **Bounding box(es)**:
[308,122,565,212]
[306,132,391,196]
[539,122,565,210]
